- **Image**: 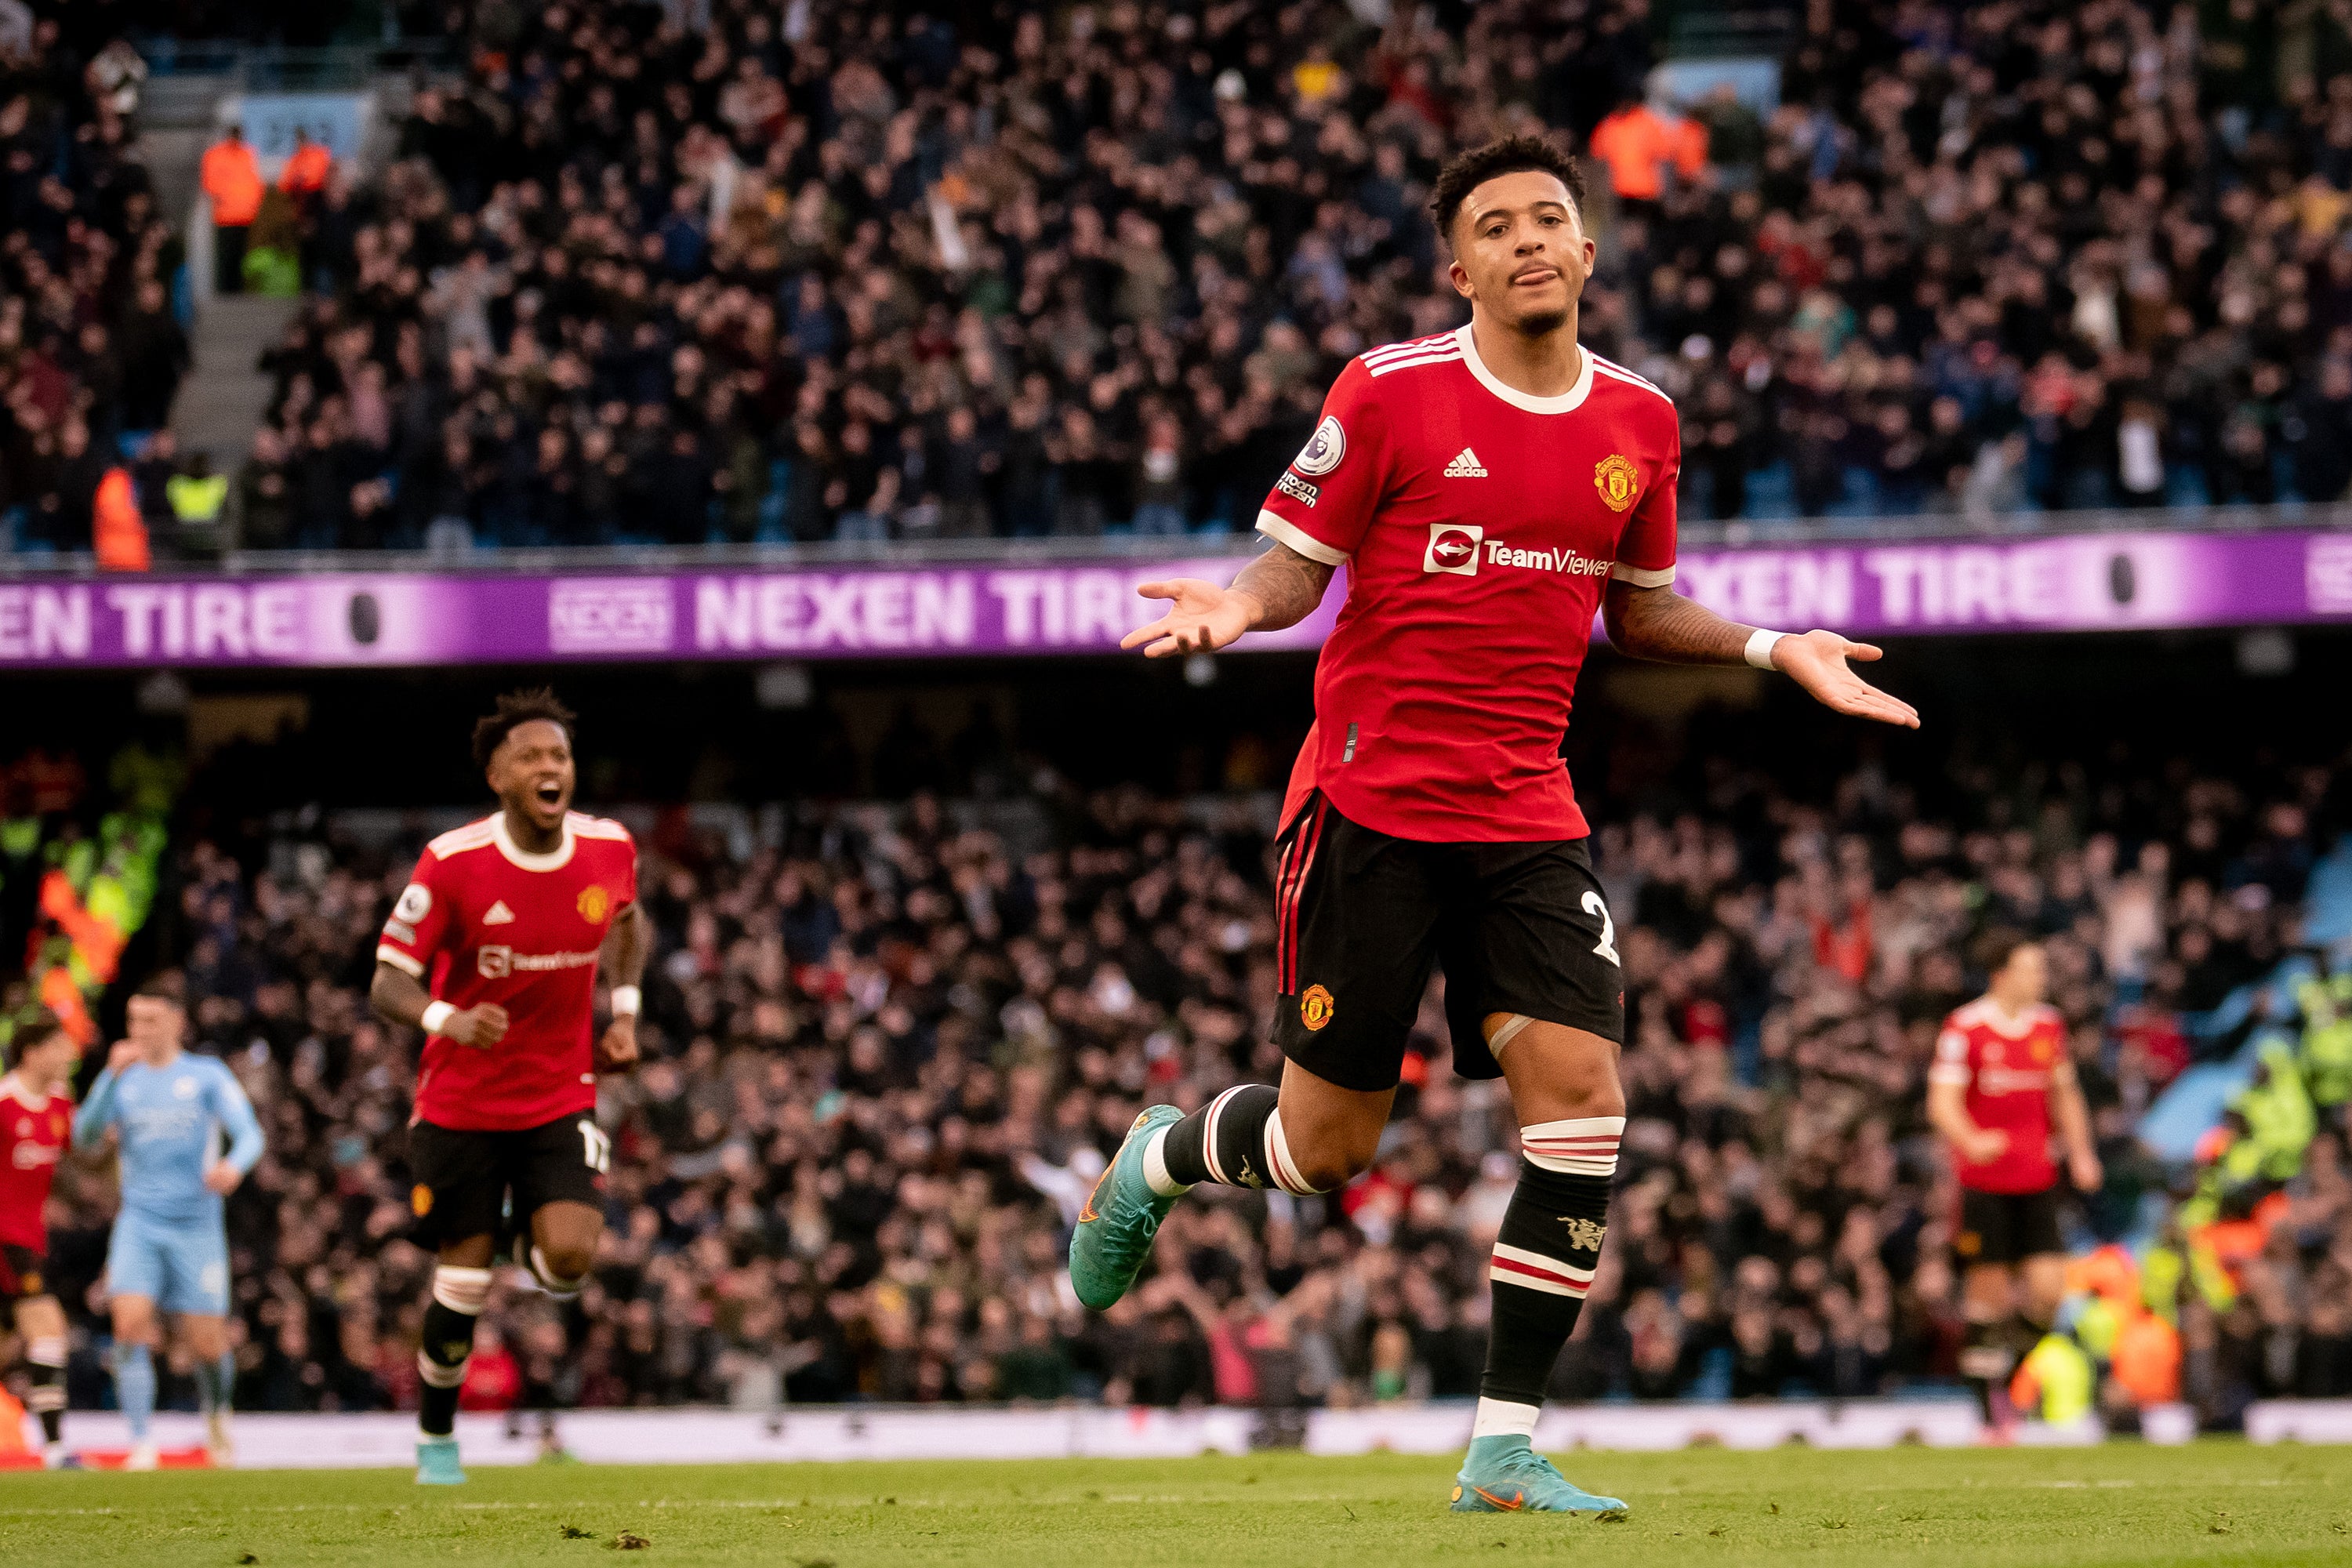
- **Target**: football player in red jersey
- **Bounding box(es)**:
[1926,935,2101,1431]
[1073,136,1918,1516]
[0,1006,81,1466]
[368,689,649,1486]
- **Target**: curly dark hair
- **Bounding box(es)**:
[1428,134,1587,248]
[471,687,578,771]
[1973,927,2042,978]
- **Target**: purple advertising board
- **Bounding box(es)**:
[2,531,2350,670]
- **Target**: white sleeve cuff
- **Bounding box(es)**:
[1609,561,1675,587]
[1254,510,1350,567]
[375,945,425,977]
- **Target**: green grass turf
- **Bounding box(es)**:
[2,1441,2349,1567]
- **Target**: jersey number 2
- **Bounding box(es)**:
[1582,891,1621,967]
[578,1119,612,1174]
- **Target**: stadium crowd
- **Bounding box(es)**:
[0,6,186,554]
[13,0,2352,554]
[10,728,2352,1428]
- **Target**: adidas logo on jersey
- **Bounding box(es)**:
[483,900,517,925]
[1443,448,1489,477]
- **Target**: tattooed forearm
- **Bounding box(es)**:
[1601,579,1754,665]
[1230,542,1338,633]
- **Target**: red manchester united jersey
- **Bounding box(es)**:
[1929,997,2066,1194]
[377,811,637,1132]
[1258,324,1680,842]
[0,1073,73,1250]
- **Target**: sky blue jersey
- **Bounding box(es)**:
[73,1052,264,1225]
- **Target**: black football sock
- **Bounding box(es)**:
[1958,1316,2014,1423]
[1475,1118,1622,1439]
[27,1335,66,1445]
[1156,1084,1276,1189]
[418,1265,492,1439]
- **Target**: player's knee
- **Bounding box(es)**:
[532,1243,593,1289]
[1286,1131,1377,1194]
[1556,1081,1627,1122]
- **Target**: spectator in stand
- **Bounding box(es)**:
[1,22,173,555]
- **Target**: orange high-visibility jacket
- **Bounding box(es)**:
[281,140,332,196]
[93,466,150,571]
[202,137,265,224]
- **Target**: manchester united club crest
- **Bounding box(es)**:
[1594,453,1639,512]
[577,884,612,924]
[1561,1216,1608,1251]
[1300,984,1336,1032]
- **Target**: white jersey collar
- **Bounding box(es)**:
[1455,322,1593,414]
[493,812,576,872]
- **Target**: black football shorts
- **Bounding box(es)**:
[0,1242,49,1300]
[1269,793,1625,1093]
[407,1113,611,1250]
[1955,1187,2065,1267]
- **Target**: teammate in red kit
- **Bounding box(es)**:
[368,688,649,1485]
[1926,935,2101,1430]
[1069,136,1918,1516]
[0,1006,79,1467]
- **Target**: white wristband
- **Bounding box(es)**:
[609,985,641,1018]
[1744,628,1786,670]
[419,1000,457,1036]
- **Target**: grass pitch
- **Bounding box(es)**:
[3,1441,2348,1567]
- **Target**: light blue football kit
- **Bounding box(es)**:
[74,1051,263,1445]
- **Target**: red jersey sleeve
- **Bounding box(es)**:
[1610,405,1679,587]
[376,849,455,981]
[1254,356,1391,566]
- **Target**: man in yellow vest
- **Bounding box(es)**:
[2009,1328,2096,1427]
[165,452,230,557]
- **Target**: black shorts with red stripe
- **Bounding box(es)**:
[1269,793,1624,1093]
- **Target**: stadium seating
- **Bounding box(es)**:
[12,2,2352,553]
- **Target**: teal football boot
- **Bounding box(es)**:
[416,1436,467,1486]
[1067,1105,1185,1311]
[1450,1436,1625,1513]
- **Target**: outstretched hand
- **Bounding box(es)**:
[1773,630,1920,729]
[1120,578,1261,658]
